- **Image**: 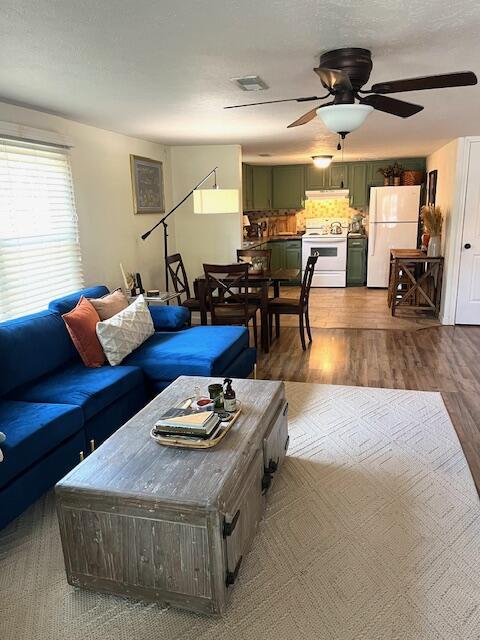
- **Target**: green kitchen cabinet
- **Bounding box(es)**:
[366,157,427,188]
[284,240,302,284]
[266,239,301,284]
[251,165,272,210]
[348,163,368,209]
[347,236,367,286]
[268,240,284,271]
[328,163,349,189]
[245,157,426,212]
[272,165,305,209]
[366,160,390,187]
[305,164,327,190]
[242,163,253,211]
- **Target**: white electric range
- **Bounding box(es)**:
[302,218,349,287]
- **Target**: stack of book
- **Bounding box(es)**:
[153,408,221,441]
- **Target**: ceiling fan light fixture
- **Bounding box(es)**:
[316,103,373,133]
[312,155,333,169]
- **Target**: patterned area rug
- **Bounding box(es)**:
[1,383,479,640]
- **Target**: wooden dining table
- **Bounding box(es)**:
[194,268,300,353]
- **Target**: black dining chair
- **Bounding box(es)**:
[267,255,318,350]
[203,262,259,348]
[236,247,282,337]
[166,253,201,325]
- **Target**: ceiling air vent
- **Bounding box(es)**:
[231,76,269,91]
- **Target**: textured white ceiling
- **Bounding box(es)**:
[1,0,480,163]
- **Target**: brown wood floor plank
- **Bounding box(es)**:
[257,324,480,494]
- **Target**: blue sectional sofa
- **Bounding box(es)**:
[0,286,256,529]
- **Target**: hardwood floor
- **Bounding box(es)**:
[279,286,440,330]
[256,288,480,493]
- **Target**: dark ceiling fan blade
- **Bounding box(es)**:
[360,94,424,118]
[224,95,328,109]
[370,71,477,94]
[314,67,352,92]
[287,107,319,128]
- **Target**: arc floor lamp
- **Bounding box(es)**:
[141,166,239,292]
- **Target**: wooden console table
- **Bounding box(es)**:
[388,249,444,317]
[56,376,289,616]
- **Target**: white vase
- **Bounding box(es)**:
[427,235,441,257]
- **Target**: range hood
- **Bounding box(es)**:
[306,189,349,200]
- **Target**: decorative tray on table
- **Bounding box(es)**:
[150,398,242,449]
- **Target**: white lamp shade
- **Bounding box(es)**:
[316,104,373,134]
[193,188,239,214]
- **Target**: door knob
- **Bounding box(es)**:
[464,243,471,249]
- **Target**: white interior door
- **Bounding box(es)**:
[456,142,480,324]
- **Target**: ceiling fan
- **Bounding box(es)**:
[225,48,477,136]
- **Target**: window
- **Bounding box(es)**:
[0,138,84,321]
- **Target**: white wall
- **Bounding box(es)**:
[427,138,465,324]
[169,145,242,280]
[0,101,172,291]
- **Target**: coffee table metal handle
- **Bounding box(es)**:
[223,510,240,538]
[226,555,243,587]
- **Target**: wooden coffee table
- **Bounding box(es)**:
[55,375,289,615]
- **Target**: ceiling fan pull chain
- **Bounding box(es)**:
[340,137,346,188]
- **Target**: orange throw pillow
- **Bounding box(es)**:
[62,297,105,368]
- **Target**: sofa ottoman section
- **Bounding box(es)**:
[14,363,144,422]
[0,401,84,489]
[125,325,251,383]
[0,429,86,530]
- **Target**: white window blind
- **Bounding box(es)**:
[0,138,84,321]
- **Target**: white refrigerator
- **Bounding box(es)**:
[367,185,421,288]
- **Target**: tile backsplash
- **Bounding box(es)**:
[297,197,351,231]
[247,197,355,234]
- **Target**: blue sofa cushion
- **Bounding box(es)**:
[124,325,249,382]
[0,401,83,488]
[149,305,189,331]
[14,363,144,421]
[48,285,109,315]
[0,310,79,397]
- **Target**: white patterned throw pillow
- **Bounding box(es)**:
[96,295,154,366]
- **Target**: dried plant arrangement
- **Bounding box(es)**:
[421,205,443,236]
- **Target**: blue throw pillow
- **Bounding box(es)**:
[149,305,189,331]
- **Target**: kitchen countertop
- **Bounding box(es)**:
[242,234,304,249]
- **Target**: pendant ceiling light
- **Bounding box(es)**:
[316,104,373,134]
[311,155,333,168]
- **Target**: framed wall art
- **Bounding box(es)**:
[427,169,438,206]
[130,155,165,214]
